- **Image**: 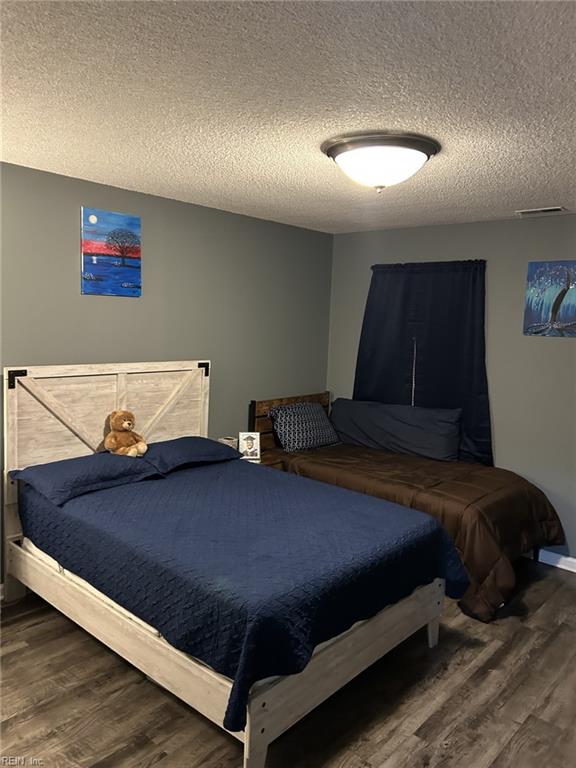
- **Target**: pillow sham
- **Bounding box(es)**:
[11,452,159,506]
[330,399,462,462]
[269,402,339,452]
[143,436,241,474]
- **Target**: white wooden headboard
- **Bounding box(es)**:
[3,361,210,547]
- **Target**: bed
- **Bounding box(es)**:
[249,391,565,622]
[3,363,467,768]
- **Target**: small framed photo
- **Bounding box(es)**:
[238,432,261,462]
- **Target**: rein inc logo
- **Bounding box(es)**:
[1,759,43,766]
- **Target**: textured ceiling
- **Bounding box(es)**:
[2,1,575,233]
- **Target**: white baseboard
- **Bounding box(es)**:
[536,549,576,574]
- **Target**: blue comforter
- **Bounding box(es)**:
[19,459,467,730]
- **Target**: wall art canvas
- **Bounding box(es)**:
[523,260,576,337]
[81,207,141,297]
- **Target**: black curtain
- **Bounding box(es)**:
[353,260,493,465]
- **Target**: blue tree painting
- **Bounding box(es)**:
[81,207,142,297]
[523,261,576,336]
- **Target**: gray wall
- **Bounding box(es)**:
[328,216,576,556]
[0,163,333,438]
[2,162,575,557]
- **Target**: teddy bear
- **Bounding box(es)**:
[104,410,148,457]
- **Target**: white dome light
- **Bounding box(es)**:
[322,133,440,191]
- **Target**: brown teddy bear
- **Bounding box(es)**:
[104,410,148,457]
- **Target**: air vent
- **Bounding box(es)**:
[515,206,568,218]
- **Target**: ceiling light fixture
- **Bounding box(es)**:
[322,132,440,192]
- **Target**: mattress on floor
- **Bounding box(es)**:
[18,459,467,731]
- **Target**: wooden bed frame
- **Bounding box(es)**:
[3,364,444,768]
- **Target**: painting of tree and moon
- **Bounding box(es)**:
[523,260,576,337]
[81,207,142,297]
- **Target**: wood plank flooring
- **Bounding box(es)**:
[1,559,575,767]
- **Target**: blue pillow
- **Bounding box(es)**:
[143,436,241,475]
[11,452,159,506]
[330,399,462,462]
[269,402,339,452]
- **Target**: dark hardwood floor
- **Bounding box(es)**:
[1,559,575,767]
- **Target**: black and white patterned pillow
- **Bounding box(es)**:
[269,402,339,452]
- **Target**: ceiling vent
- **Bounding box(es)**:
[515,206,568,218]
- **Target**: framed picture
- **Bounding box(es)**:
[81,207,142,297]
[238,432,261,461]
[523,260,576,337]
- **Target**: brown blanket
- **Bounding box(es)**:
[277,444,564,621]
